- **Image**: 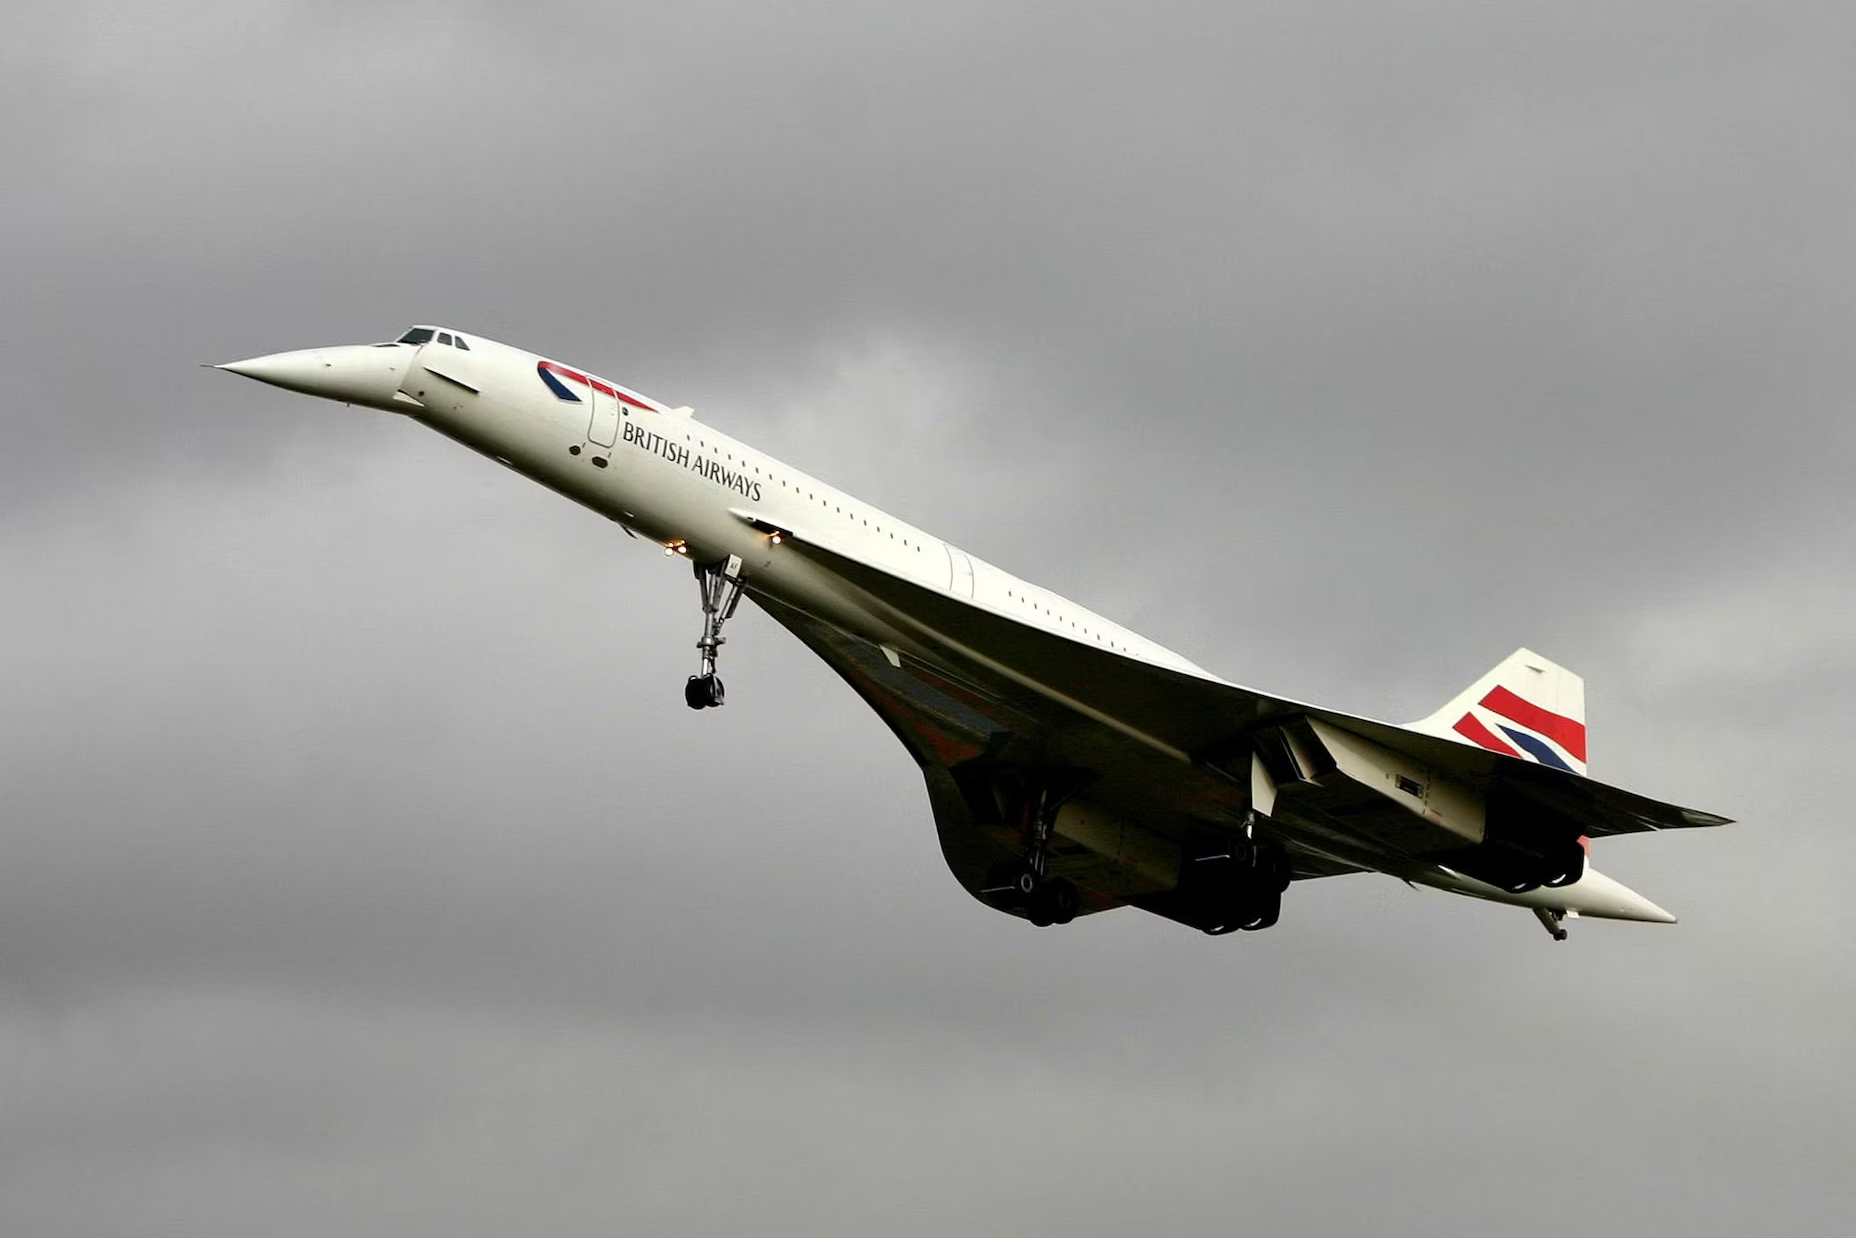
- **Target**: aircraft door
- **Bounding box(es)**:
[395,341,436,408]
[587,387,620,449]
[947,547,975,598]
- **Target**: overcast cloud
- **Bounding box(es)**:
[3,2,1852,1234]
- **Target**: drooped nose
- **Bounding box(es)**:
[216,344,421,412]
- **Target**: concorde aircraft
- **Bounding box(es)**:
[217,326,1729,941]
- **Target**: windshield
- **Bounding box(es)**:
[396,327,435,345]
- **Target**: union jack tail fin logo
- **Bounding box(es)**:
[1407,648,1589,776]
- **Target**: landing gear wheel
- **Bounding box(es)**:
[1188,826,1291,934]
[1542,842,1586,889]
[1238,891,1281,931]
[684,674,724,710]
[1021,875,1078,927]
[1043,877,1079,926]
[1022,870,1054,927]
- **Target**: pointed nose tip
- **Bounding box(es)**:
[214,349,332,392]
[214,344,416,413]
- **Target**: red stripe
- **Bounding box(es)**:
[1479,686,1587,761]
[1453,712,1523,758]
[542,362,656,410]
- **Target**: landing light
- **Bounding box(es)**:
[770,532,784,545]
[664,539,690,557]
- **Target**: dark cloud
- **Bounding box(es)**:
[3,1,1852,1234]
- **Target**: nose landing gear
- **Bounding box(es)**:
[686,554,745,710]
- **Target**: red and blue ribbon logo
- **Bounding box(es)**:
[537,360,654,410]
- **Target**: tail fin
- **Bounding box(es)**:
[1407,648,1588,776]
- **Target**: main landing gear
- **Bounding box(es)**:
[1003,863,1080,928]
[684,554,745,710]
[976,769,1092,927]
[1181,816,1292,935]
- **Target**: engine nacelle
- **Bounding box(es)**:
[1049,801,1180,894]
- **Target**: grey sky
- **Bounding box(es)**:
[3,1,1852,1234]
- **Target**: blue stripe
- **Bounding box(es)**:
[537,366,581,402]
[1498,726,1574,771]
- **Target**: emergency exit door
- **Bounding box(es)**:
[587,388,620,448]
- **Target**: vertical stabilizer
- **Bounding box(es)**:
[1407,649,1588,776]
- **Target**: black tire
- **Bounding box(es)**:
[1265,846,1293,893]
[1542,844,1586,889]
[684,677,710,710]
[1046,878,1079,925]
[1238,891,1281,931]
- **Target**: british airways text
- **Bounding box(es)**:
[623,420,764,502]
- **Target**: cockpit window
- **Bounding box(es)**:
[395,326,471,349]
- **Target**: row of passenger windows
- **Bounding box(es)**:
[676,431,930,553]
[672,428,1129,651]
[626,413,1130,652]
[1004,588,1130,652]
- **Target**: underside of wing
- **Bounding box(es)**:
[750,592,1154,921]
[746,542,1392,916]
[744,530,1727,930]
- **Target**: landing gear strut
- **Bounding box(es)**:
[685,554,744,710]
[976,768,1092,927]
